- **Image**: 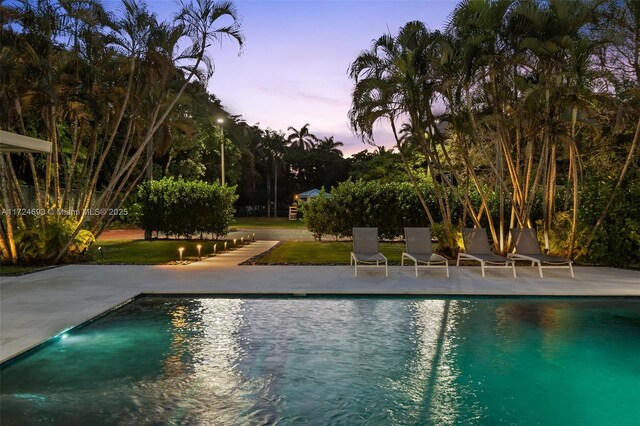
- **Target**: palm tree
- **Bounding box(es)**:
[286,123,317,150]
[509,0,602,252]
[48,0,243,262]
[437,0,604,255]
[316,136,344,156]
[262,130,287,216]
[348,21,456,245]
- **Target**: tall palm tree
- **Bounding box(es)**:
[348,21,457,245]
[262,129,287,216]
[50,0,243,262]
[316,136,344,156]
[286,123,317,150]
[511,0,601,252]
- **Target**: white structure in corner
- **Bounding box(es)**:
[0,130,52,153]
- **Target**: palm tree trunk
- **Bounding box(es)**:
[567,106,580,258]
[390,119,437,228]
[0,224,10,261]
[274,158,278,217]
[15,96,45,216]
[266,165,271,216]
[0,155,18,263]
[50,106,62,207]
[544,142,557,251]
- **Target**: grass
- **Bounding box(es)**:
[90,239,234,264]
[0,264,46,276]
[232,216,307,229]
[253,241,409,265]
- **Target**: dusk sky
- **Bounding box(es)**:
[155,0,459,156]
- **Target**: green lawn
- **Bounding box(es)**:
[0,264,45,276]
[232,217,307,229]
[90,239,234,264]
[254,241,409,265]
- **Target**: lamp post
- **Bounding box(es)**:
[217,118,225,185]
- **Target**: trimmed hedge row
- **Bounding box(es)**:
[301,181,428,240]
[301,180,545,241]
[137,177,237,238]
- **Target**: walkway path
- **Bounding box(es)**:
[1,239,639,363]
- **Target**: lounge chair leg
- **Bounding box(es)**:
[415,263,418,278]
[537,262,543,278]
[355,262,357,277]
[512,262,517,278]
[569,262,575,278]
[385,262,388,277]
[456,254,461,267]
[446,263,449,278]
[481,262,485,277]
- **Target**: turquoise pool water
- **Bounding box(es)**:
[1,297,639,425]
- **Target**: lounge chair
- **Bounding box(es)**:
[350,227,388,277]
[508,228,574,278]
[401,227,449,277]
[456,228,516,277]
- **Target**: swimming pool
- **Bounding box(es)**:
[1,296,639,425]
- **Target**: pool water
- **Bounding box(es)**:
[1,297,639,425]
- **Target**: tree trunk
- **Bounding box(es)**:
[0,155,18,263]
[266,166,271,216]
[274,157,278,217]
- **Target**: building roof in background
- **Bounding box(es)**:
[297,189,322,198]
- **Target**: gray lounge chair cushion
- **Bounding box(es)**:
[510,228,544,255]
[510,228,572,264]
[352,252,387,262]
[407,253,446,263]
[468,253,512,263]
[532,254,573,264]
[461,228,511,262]
[462,228,493,255]
[353,227,381,256]
[405,227,434,255]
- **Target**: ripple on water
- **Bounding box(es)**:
[1,297,639,425]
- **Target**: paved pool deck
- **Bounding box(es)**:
[1,239,639,363]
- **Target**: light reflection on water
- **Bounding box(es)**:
[1,297,639,425]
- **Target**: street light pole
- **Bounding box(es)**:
[217,118,225,185]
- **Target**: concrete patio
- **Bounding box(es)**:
[1,239,639,363]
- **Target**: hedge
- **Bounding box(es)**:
[301,181,428,240]
[137,177,238,238]
[301,180,545,241]
[302,178,640,267]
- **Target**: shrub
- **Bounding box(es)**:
[302,180,428,240]
[16,216,95,262]
[580,172,640,267]
[137,177,238,238]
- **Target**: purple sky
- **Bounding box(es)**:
[156,0,458,156]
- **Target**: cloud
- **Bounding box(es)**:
[254,85,343,106]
